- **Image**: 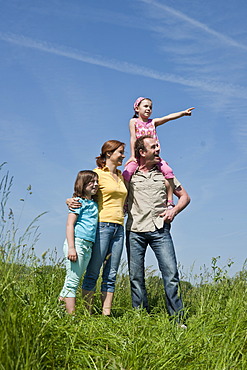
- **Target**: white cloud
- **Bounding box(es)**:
[138,0,247,51]
[0,32,246,99]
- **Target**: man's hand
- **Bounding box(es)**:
[66,197,81,210]
[160,208,178,223]
[160,185,191,222]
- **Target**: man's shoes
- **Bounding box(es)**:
[177,323,187,329]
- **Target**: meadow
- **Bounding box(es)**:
[1,164,246,369]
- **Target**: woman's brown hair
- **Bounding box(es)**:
[96,140,125,168]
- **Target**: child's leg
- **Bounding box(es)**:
[59,239,92,314]
[64,297,76,314]
[122,161,138,182]
[158,158,174,179]
[166,179,175,208]
[58,296,77,314]
[158,159,174,205]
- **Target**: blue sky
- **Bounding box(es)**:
[1,0,246,279]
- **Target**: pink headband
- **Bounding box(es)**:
[133,97,145,110]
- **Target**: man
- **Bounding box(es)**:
[124,135,190,320]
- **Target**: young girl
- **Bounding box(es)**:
[123,97,194,206]
[59,170,99,314]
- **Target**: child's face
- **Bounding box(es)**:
[84,177,98,198]
[136,99,152,119]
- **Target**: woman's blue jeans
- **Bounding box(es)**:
[126,223,183,316]
[82,222,124,293]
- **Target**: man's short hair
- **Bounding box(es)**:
[134,135,153,159]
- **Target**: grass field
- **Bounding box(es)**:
[0,255,246,369]
[1,164,246,369]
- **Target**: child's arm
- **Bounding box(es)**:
[165,179,174,208]
[153,107,195,127]
[125,119,137,165]
[66,213,78,261]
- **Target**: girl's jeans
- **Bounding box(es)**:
[60,238,92,298]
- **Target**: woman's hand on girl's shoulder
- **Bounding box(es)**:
[66,197,81,210]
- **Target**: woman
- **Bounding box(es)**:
[67,140,127,315]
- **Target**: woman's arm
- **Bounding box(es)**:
[153,107,195,127]
[66,197,81,209]
[66,213,78,261]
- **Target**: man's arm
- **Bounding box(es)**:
[161,185,190,223]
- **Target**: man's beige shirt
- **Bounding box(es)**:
[126,167,181,232]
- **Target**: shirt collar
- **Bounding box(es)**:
[136,164,159,174]
[101,166,121,175]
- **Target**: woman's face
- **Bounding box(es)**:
[108,145,125,167]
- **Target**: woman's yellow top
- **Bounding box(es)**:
[94,167,127,225]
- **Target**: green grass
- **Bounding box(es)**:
[1,164,246,369]
[1,252,246,369]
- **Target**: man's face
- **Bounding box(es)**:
[140,138,160,165]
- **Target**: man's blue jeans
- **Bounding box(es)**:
[82,222,124,293]
[126,223,183,316]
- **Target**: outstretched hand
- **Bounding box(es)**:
[184,107,195,116]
